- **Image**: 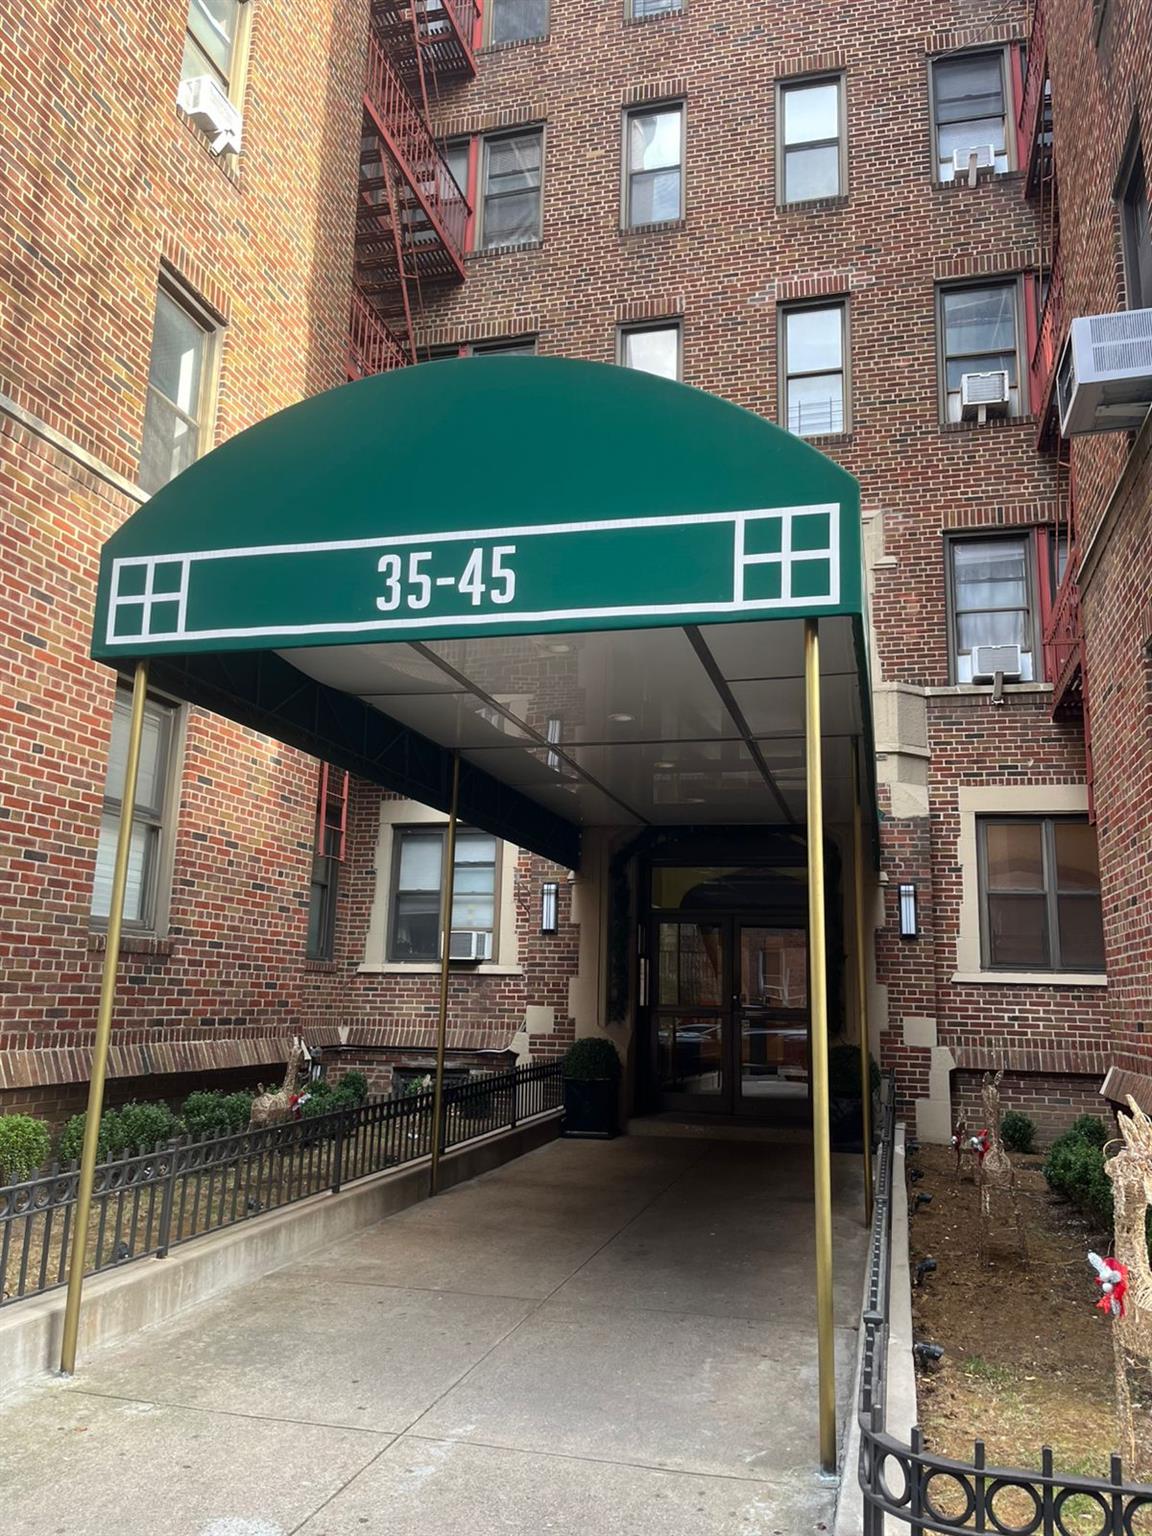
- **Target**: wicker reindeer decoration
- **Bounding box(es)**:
[1092,1097,1152,1470]
[975,1070,1028,1267]
[248,1040,306,1130]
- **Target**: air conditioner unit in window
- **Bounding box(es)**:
[1056,309,1152,435]
[953,144,997,185]
[448,929,492,961]
[176,75,243,155]
[960,370,1011,422]
[971,643,1023,681]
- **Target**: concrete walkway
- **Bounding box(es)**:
[0,1132,867,1536]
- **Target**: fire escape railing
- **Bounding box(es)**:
[1043,560,1083,705]
[370,0,479,88]
[1030,252,1064,426]
[1017,0,1048,192]
[362,34,469,274]
[348,288,411,377]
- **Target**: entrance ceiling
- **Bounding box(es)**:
[92,358,874,869]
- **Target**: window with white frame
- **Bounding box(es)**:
[480,131,543,248]
[948,535,1037,683]
[779,77,844,204]
[487,0,548,46]
[182,0,246,96]
[139,286,218,495]
[781,303,847,437]
[389,828,499,961]
[624,105,684,227]
[939,282,1022,423]
[91,692,178,930]
[978,816,1105,971]
[619,322,681,380]
[932,51,1010,182]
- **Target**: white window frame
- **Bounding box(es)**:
[182,0,252,103]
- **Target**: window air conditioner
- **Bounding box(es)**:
[1056,309,1152,436]
[952,144,997,185]
[971,643,1023,682]
[448,929,492,961]
[960,370,1011,422]
[176,75,243,155]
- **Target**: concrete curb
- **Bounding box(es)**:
[0,1113,560,1398]
[833,1123,918,1536]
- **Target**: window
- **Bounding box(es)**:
[425,337,538,360]
[389,828,499,961]
[1120,141,1152,309]
[91,692,178,930]
[948,535,1037,682]
[978,817,1105,971]
[182,0,246,95]
[140,286,218,495]
[932,51,1009,182]
[480,131,543,249]
[624,106,684,227]
[778,77,844,204]
[619,323,681,380]
[780,303,847,437]
[939,282,1022,423]
[486,0,548,45]
[630,0,682,17]
[308,767,347,962]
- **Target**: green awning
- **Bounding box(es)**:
[93,358,874,869]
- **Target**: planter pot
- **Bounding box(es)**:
[562,1077,619,1139]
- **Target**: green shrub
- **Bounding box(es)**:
[336,1070,368,1104]
[182,1090,254,1139]
[563,1038,622,1081]
[828,1044,881,1099]
[0,1114,52,1182]
[57,1109,125,1165]
[1000,1110,1036,1154]
[301,1079,340,1120]
[1068,1113,1109,1147]
[116,1101,182,1153]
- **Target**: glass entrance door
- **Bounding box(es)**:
[653,920,728,1109]
[652,919,810,1115]
[736,925,810,1108]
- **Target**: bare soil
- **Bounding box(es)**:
[907,1143,1151,1529]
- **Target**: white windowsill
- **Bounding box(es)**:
[950,970,1107,987]
[357,962,525,977]
[926,683,1054,697]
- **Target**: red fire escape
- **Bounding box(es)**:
[1019,0,1094,812]
[346,0,477,380]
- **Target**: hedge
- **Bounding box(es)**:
[0,1114,53,1182]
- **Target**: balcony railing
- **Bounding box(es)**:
[348,288,414,377]
[360,34,468,280]
[370,0,479,85]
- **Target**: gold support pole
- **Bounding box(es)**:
[60,661,150,1375]
[429,752,461,1197]
[852,739,874,1223]
[804,618,837,1476]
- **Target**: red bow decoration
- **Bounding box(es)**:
[1094,1258,1128,1318]
[972,1129,990,1162]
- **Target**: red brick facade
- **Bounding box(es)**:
[2,0,1148,1141]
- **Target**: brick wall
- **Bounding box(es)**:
[952,1069,1110,1147]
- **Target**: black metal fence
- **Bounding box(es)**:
[0,1059,563,1310]
[858,1078,1152,1534]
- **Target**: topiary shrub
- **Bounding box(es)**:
[1044,1114,1117,1233]
[1068,1113,1109,1147]
[182,1090,254,1139]
[828,1044,881,1099]
[57,1108,126,1165]
[333,1070,368,1104]
[1000,1110,1036,1154]
[0,1114,52,1182]
[116,1101,182,1153]
[563,1038,622,1081]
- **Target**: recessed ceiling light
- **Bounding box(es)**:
[653,760,676,770]
[608,712,634,722]
[683,796,707,804]
[547,643,571,654]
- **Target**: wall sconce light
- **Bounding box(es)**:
[541,881,559,934]
[898,883,918,939]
